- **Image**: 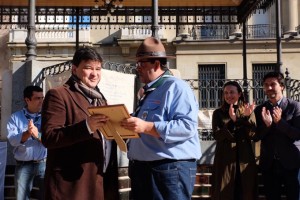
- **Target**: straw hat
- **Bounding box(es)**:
[136,37,175,61]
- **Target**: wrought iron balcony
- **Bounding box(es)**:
[189,24,285,40]
[247,24,278,39]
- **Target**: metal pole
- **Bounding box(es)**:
[242,21,249,102]
[151,0,159,39]
[76,8,80,50]
[276,0,283,73]
[25,0,37,61]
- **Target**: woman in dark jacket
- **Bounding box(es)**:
[211,81,258,200]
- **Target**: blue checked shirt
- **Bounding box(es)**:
[7,108,47,161]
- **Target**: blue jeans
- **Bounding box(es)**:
[15,160,46,200]
[129,159,197,200]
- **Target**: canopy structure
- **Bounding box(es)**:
[0,0,274,26]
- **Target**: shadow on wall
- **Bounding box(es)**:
[99,29,121,45]
[198,140,216,165]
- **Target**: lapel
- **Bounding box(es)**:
[279,96,288,110]
[279,96,288,118]
[64,78,91,116]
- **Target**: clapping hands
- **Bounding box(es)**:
[261,106,282,127]
[244,102,256,116]
[28,119,39,138]
[229,102,255,122]
[261,107,272,127]
[229,104,237,122]
[272,106,282,123]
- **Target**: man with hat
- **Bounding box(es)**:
[121,37,201,200]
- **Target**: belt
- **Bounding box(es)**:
[130,158,196,166]
[16,158,46,164]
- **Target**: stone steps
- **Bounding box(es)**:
[4,164,287,199]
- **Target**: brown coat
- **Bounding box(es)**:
[211,107,258,200]
[41,78,119,200]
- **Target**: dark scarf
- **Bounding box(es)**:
[71,75,107,106]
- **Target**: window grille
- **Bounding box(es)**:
[252,63,277,105]
[198,64,225,108]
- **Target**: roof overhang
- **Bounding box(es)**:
[0,0,274,25]
[0,0,268,7]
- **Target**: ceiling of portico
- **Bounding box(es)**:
[0,0,244,7]
[0,0,274,25]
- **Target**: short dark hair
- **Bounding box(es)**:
[23,85,43,99]
[72,47,103,67]
[263,72,285,87]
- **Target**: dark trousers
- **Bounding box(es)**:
[262,160,299,200]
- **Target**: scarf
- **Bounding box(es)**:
[71,75,107,106]
[134,70,173,116]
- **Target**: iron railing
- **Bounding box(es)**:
[185,77,300,108]
[286,78,300,102]
[38,60,300,111]
[185,79,263,108]
[192,24,282,40]
[36,61,300,142]
[32,60,136,86]
[247,24,278,39]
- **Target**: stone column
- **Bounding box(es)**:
[177,16,191,40]
[285,0,298,33]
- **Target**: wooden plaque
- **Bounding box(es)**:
[88,104,139,140]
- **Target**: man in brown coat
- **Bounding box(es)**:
[41,47,119,200]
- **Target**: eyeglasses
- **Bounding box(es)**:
[136,60,152,67]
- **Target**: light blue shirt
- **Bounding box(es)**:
[128,76,202,161]
[7,108,47,161]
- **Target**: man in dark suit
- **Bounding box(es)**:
[41,47,119,200]
[255,72,300,200]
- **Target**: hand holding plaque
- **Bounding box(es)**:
[88,104,139,152]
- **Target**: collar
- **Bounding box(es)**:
[144,70,173,89]
[23,107,41,118]
[268,97,283,107]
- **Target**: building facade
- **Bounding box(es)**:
[0,1,300,198]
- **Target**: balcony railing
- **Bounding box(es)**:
[247,24,278,39]
[192,24,281,40]
[7,24,286,43]
[120,25,164,40]
[8,28,90,43]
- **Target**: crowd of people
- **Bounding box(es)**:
[211,72,300,200]
[6,37,300,200]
